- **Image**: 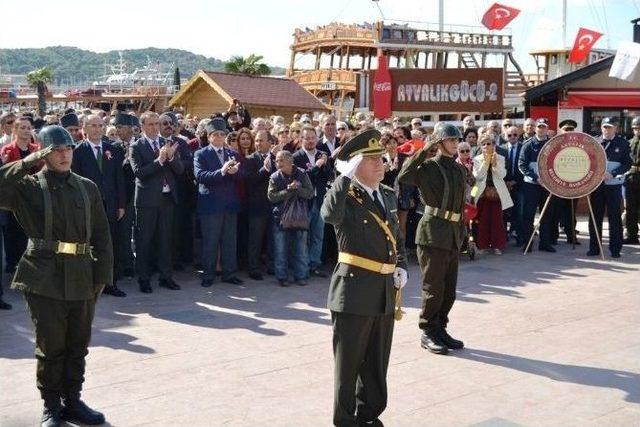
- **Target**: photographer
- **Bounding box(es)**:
[223,99,251,132]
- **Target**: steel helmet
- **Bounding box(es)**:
[37,125,76,148]
[432,122,462,143]
[632,116,640,128]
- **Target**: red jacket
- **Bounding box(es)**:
[0,140,43,172]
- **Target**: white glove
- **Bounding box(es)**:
[393,267,407,289]
[336,153,363,179]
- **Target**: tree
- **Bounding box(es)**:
[26,67,54,117]
[224,54,271,76]
[173,66,181,92]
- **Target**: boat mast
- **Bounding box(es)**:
[562,0,567,47]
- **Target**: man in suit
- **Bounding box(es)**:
[504,125,525,246]
[518,118,558,253]
[72,114,127,298]
[113,113,137,278]
[243,130,275,280]
[159,112,196,270]
[193,117,243,287]
[321,129,407,427]
[293,126,332,277]
[0,116,41,274]
[318,114,340,155]
[129,111,184,293]
[588,117,631,258]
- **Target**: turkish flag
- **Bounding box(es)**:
[568,27,603,63]
[481,3,520,30]
[372,52,392,119]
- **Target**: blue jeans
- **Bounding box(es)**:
[308,200,325,270]
[273,224,308,282]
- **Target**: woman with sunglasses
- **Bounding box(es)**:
[472,136,513,255]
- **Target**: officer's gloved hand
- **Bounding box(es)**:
[336,154,363,179]
[393,267,408,289]
[23,145,54,164]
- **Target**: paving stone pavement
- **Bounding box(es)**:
[0,220,639,426]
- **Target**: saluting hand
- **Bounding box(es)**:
[24,145,54,163]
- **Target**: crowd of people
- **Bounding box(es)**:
[0,105,637,311]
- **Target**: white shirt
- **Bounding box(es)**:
[321,136,337,154]
[355,178,385,211]
[302,148,317,166]
[87,140,102,160]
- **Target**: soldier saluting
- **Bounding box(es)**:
[0,126,113,427]
[398,122,466,355]
[321,129,408,427]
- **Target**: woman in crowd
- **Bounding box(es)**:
[463,127,479,156]
[226,131,239,152]
[380,132,400,188]
[236,128,256,160]
[472,136,513,255]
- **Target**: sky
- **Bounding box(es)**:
[0,0,637,74]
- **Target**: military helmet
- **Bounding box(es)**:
[632,116,640,128]
[38,125,76,148]
[432,122,462,143]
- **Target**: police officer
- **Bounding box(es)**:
[398,122,466,355]
[321,129,407,427]
[0,126,113,426]
[518,118,558,252]
[623,116,640,244]
[588,117,632,258]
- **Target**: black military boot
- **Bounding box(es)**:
[420,331,449,355]
[41,400,63,427]
[438,328,464,350]
[62,399,105,425]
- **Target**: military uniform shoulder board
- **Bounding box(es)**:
[348,186,364,204]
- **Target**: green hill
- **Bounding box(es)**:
[0,46,285,86]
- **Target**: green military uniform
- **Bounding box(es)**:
[624,123,640,243]
[398,123,466,352]
[321,130,407,427]
[0,126,112,425]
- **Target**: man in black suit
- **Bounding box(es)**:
[503,125,525,246]
[129,111,184,293]
[72,114,127,297]
[318,114,340,156]
[243,130,275,280]
[293,126,332,277]
[159,112,196,270]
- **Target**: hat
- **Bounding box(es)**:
[38,125,76,148]
[130,115,140,128]
[60,113,80,128]
[535,118,549,127]
[559,119,578,130]
[205,117,229,135]
[114,113,134,127]
[335,129,385,161]
[601,117,616,127]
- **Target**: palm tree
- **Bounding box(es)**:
[224,54,271,76]
[26,67,54,117]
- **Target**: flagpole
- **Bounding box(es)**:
[562,0,567,48]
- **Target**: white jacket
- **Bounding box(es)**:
[471,153,513,210]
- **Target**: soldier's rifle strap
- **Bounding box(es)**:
[347,189,397,254]
[36,172,53,241]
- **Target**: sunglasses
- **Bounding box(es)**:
[482,142,493,146]
[507,133,518,137]
[161,121,174,126]
[503,123,512,127]
[5,120,15,125]
[337,127,347,131]
[459,149,470,153]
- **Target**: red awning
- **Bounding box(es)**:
[563,90,640,107]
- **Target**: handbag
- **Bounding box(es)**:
[279,196,310,230]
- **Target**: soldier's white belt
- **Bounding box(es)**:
[424,205,462,222]
[338,252,396,274]
[28,238,92,255]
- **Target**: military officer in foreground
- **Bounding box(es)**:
[0,126,113,426]
[321,129,408,427]
[398,122,466,355]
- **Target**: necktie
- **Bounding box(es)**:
[152,140,159,156]
[217,149,224,164]
[372,190,386,219]
[95,146,103,172]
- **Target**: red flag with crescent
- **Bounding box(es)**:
[372,52,392,119]
[568,27,603,63]
[481,3,520,30]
